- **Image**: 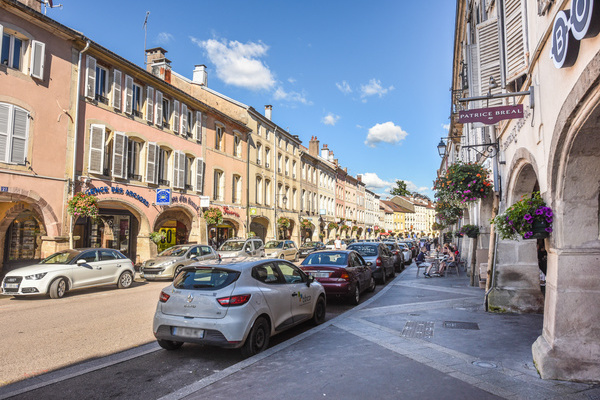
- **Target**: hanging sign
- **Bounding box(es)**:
[156,189,171,206]
[458,104,524,125]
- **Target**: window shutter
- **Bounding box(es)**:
[112,131,127,178]
[11,108,28,164]
[172,100,180,133]
[476,18,503,106]
[195,111,203,141]
[85,55,96,99]
[124,75,134,114]
[0,25,3,60]
[145,142,157,184]
[178,152,185,188]
[467,44,480,104]
[180,104,188,136]
[112,70,122,110]
[146,86,154,123]
[0,104,8,162]
[172,151,185,189]
[155,91,163,126]
[88,124,105,174]
[30,40,45,80]
[195,158,204,193]
[504,0,527,83]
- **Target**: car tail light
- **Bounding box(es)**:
[376,257,382,266]
[159,291,170,303]
[340,272,350,281]
[217,294,251,306]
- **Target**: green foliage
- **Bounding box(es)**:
[390,180,411,197]
[491,192,553,240]
[434,161,493,204]
[203,207,223,225]
[435,201,464,226]
[277,217,291,228]
[67,192,98,219]
[150,231,166,244]
[458,224,480,238]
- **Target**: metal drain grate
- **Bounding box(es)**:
[443,321,480,330]
[402,321,434,338]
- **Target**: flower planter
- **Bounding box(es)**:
[467,233,478,239]
[525,220,550,240]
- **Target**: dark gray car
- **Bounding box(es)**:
[346,242,395,284]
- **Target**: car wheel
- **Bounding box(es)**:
[157,339,183,350]
[49,277,67,299]
[117,271,133,289]
[241,317,270,358]
[349,284,360,305]
[367,276,376,292]
[312,296,326,325]
[174,265,184,279]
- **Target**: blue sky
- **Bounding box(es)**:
[46,1,456,199]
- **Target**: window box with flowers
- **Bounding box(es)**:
[491,192,553,240]
[434,161,493,204]
[203,207,223,226]
[458,224,480,239]
[67,192,99,219]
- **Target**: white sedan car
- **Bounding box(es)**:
[153,257,326,357]
[1,248,135,299]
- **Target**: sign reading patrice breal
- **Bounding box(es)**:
[458,104,524,125]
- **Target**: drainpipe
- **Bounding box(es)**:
[246,130,250,238]
[69,40,91,249]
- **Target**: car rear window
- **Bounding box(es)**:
[303,252,348,265]
[347,245,377,256]
[174,267,240,290]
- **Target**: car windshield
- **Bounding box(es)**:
[302,241,318,247]
[302,252,348,266]
[174,267,240,290]
[41,250,80,264]
[326,240,335,245]
[219,241,245,251]
[347,245,378,256]
[264,241,284,249]
[159,246,191,257]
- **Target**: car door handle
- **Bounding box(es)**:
[95,267,102,270]
[116,264,121,268]
[291,292,298,297]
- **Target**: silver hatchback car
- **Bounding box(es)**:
[218,238,265,259]
[140,244,219,280]
[264,240,299,261]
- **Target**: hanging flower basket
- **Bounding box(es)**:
[491,192,553,240]
[431,222,444,231]
[150,231,166,244]
[340,225,349,232]
[300,219,312,229]
[277,217,291,228]
[435,201,464,226]
[351,226,358,232]
[328,222,338,231]
[458,224,480,239]
[67,192,99,219]
[204,207,223,226]
[434,161,493,204]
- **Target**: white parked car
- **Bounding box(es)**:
[1,248,135,299]
[153,258,326,357]
[218,238,265,259]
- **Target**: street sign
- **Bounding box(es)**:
[458,104,524,125]
[156,189,171,205]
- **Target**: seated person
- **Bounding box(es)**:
[437,245,457,276]
[425,244,452,277]
[416,247,431,275]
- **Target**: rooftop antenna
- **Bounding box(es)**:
[143,11,150,65]
[43,0,63,14]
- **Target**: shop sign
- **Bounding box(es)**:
[223,206,240,218]
[199,196,210,208]
[458,104,524,125]
[171,195,201,213]
[249,207,257,215]
[157,227,176,253]
[319,209,326,215]
[551,0,600,68]
[1,187,7,192]
[156,189,171,206]
[85,186,150,207]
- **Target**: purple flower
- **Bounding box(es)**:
[524,232,533,239]
[546,210,553,217]
[467,183,471,187]
[508,220,513,225]
[545,227,553,233]
[535,208,544,215]
[524,214,533,222]
[464,190,471,194]
[546,217,553,223]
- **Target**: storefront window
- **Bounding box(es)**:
[6,211,40,261]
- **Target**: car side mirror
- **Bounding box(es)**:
[77,259,87,265]
[307,275,314,286]
[366,261,373,266]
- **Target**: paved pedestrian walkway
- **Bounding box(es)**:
[161,264,600,400]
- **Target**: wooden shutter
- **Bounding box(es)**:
[155,91,163,126]
[145,142,157,184]
[504,0,527,83]
[124,75,134,114]
[172,151,184,189]
[0,104,8,162]
[112,132,127,178]
[30,40,45,80]
[112,70,122,110]
[172,100,180,133]
[85,55,96,99]
[11,107,28,164]
[180,104,188,136]
[195,111,203,141]
[146,86,154,123]
[88,124,105,174]
[467,44,480,106]
[195,158,204,193]
[476,18,502,106]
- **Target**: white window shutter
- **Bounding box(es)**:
[112,132,127,179]
[30,40,45,80]
[195,158,204,193]
[0,104,9,162]
[0,25,3,60]
[112,70,122,110]
[172,100,180,133]
[180,104,188,136]
[172,151,184,189]
[125,75,134,114]
[178,152,185,188]
[146,86,154,123]
[476,18,502,106]
[11,108,28,164]
[88,124,105,174]
[155,91,163,126]
[85,55,96,99]
[195,111,203,141]
[504,0,527,83]
[467,43,481,110]
[145,142,157,184]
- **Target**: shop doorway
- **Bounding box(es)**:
[3,211,42,268]
[155,220,188,253]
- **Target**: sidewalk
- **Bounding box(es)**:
[162,264,599,400]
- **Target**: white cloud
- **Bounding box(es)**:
[360,173,393,191]
[156,32,174,45]
[404,180,430,194]
[322,113,340,126]
[288,77,296,84]
[191,37,275,91]
[336,81,352,94]
[360,79,394,99]
[442,123,450,131]
[273,86,312,105]
[364,122,408,147]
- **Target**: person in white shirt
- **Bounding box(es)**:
[334,235,342,250]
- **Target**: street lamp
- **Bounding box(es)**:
[437,139,447,158]
[437,137,499,159]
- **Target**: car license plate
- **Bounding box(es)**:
[3,283,18,289]
[309,272,329,278]
[172,327,204,338]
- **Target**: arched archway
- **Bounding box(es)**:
[250,216,269,242]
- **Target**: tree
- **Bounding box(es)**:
[390,180,411,196]
[412,192,431,201]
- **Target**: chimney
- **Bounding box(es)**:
[321,144,330,160]
[19,0,41,12]
[146,47,172,83]
[193,65,207,86]
[309,136,319,157]
[265,105,272,120]
[357,174,362,182]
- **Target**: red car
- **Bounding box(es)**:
[299,250,375,305]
